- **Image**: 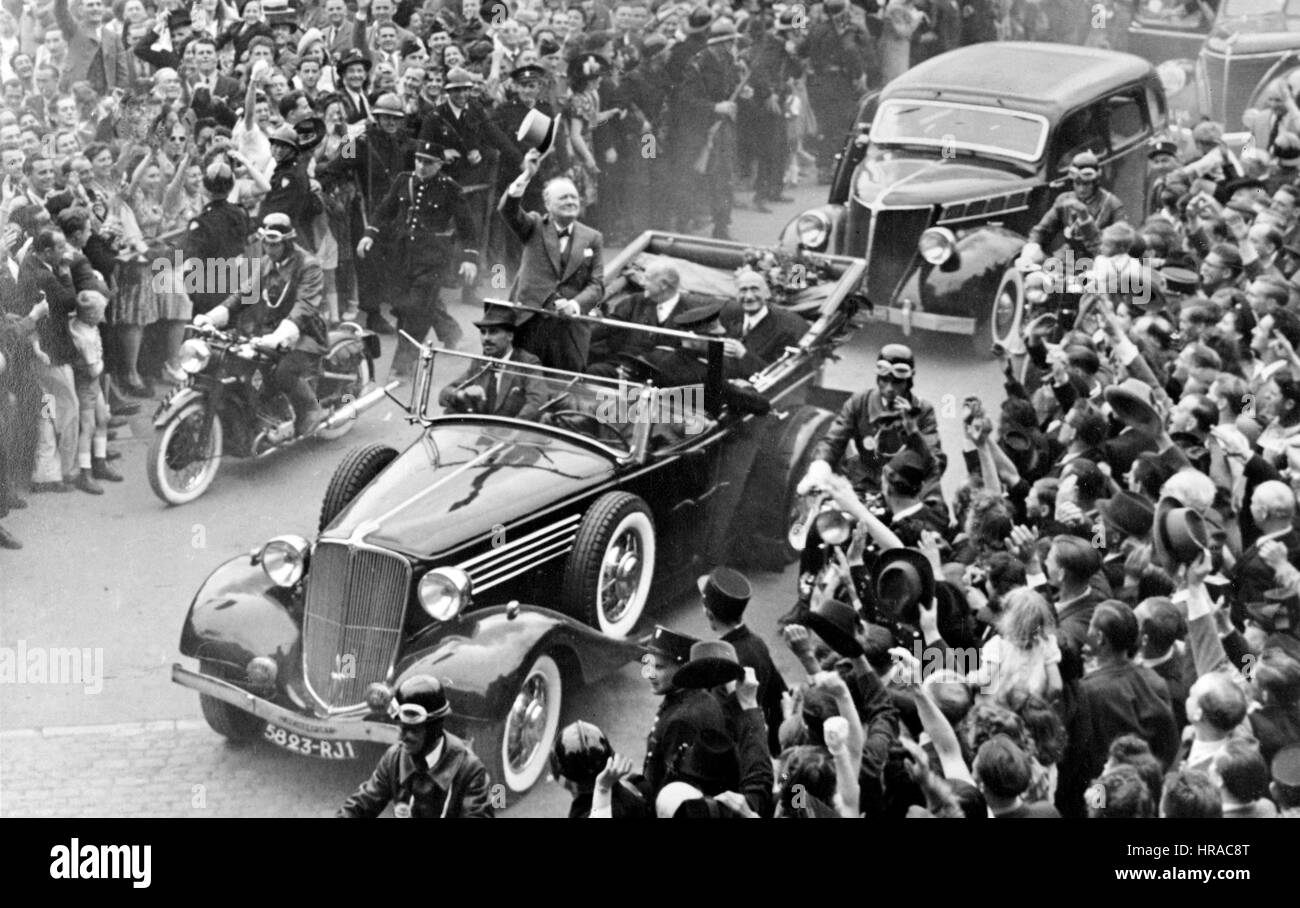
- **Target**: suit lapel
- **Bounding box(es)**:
[558,225,585,282]
[542,218,563,276]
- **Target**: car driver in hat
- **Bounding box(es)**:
[193,212,329,436]
[638,624,732,800]
[358,139,480,378]
[437,304,546,420]
[337,674,494,818]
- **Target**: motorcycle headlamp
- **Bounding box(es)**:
[418,567,472,621]
[259,534,310,587]
[178,338,211,374]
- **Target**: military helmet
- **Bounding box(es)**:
[267,124,300,150]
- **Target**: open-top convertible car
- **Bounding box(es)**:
[782,42,1167,353]
[171,232,867,798]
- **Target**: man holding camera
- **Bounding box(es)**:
[1019,151,1126,266]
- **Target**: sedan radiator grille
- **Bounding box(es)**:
[302,542,411,711]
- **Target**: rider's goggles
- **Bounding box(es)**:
[876,361,914,381]
[389,700,450,725]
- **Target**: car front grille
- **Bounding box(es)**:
[849,204,933,306]
[302,541,411,712]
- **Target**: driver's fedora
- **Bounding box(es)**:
[874,548,935,622]
[473,303,518,331]
[1153,495,1210,568]
[517,108,556,156]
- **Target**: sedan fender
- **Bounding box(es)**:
[394,604,643,722]
[178,554,302,681]
[894,225,1026,330]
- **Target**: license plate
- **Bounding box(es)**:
[263,723,358,759]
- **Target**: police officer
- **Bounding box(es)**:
[181,160,249,316]
[639,625,731,800]
[357,140,479,377]
[676,18,744,240]
[802,343,945,497]
[337,674,495,818]
[1021,151,1127,264]
[550,720,650,818]
[804,0,873,183]
[193,213,328,437]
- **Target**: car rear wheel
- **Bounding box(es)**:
[989,266,1024,355]
[477,653,563,799]
[319,443,398,532]
[197,660,263,742]
[562,492,656,638]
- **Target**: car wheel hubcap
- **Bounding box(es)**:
[599,530,643,624]
[505,672,549,774]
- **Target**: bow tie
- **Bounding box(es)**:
[557,228,572,239]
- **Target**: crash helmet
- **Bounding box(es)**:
[876,344,916,385]
[389,674,452,726]
[1068,151,1102,182]
[549,720,613,784]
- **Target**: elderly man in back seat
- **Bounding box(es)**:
[720,268,806,379]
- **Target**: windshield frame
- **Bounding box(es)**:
[870,99,1050,164]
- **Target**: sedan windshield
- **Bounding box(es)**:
[870,100,1048,164]
[1216,0,1300,31]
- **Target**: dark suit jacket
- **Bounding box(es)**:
[1232,526,1300,624]
[588,290,690,365]
[643,686,729,798]
[721,303,805,378]
[1054,588,1105,687]
[55,0,131,92]
[437,347,546,421]
[419,99,520,186]
[723,624,788,755]
[17,253,77,367]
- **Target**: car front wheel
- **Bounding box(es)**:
[989,266,1024,355]
[196,660,263,743]
[562,492,656,637]
[477,653,563,799]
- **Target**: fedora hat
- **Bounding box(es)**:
[797,598,863,658]
[874,548,936,623]
[335,49,372,77]
[294,116,326,153]
[1104,378,1163,437]
[707,17,741,44]
[674,640,745,690]
[641,625,698,665]
[682,7,715,33]
[516,107,556,156]
[1101,491,1155,539]
[698,568,751,624]
[473,303,517,330]
[1153,495,1209,568]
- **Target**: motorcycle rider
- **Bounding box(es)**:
[192,212,328,437]
[1018,151,1127,266]
[337,674,495,818]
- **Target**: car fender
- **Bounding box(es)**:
[779,203,846,256]
[178,554,301,681]
[153,386,209,428]
[899,225,1025,319]
[394,605,642,721]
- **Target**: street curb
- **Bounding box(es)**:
[0,719,208,739]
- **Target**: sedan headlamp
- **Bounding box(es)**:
[178,338,211,374]
[795,211,829,250]
[918,227,957,266]
[260,534,310,587]
[1157,60,1189,97]
[418,567,472,621]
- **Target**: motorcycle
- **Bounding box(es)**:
[146,321,396,505]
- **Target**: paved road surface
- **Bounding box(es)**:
[0,184,1007,817]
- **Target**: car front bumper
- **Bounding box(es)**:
[172,664,401,745]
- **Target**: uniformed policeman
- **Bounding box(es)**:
[639,624,731,800]
[181,160,250,316]
[357,139,479,377]
[260,124,324,255]
[804,0,873,183]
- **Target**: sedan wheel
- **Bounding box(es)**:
[989,266,1024,353]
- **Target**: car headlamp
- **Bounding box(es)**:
[795,211,829,250]
[178,338,211,374]
[260,534,310,587]
[918,227,957,266]
[418,567,472,621]
[1157,60,1189,97]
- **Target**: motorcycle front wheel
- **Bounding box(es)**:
[147,400,224,505]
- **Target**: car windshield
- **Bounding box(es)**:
[1215,0,1300,31]
[419,348,708,453]
[1136,0,1212,27]
[870,100,1048,163]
